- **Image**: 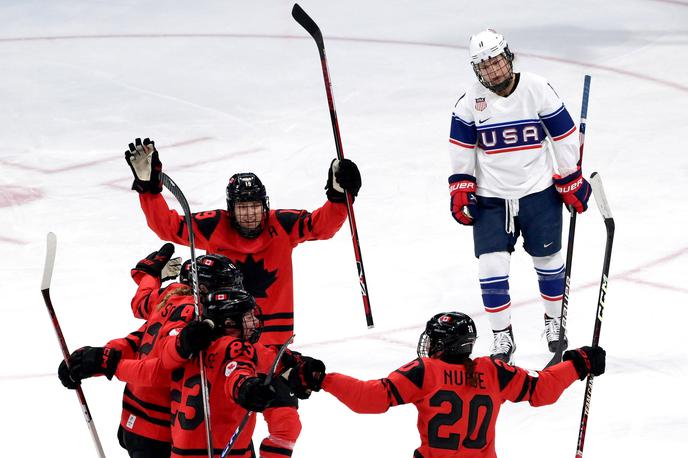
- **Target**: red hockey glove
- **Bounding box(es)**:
[563,346,606,380]
[553,168,591,214]
[449,174,478,225]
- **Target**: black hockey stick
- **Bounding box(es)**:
[220,335,295,458]
[292,3,374,328]
[575,172,614,457]
[160,173,214,458]
[41,232,107,458]
[545,74,592,368]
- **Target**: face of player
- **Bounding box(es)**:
[234,201,264,230]
[476,54,512,88]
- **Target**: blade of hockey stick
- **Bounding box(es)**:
[575,172,614,457]
[42,233,107,458]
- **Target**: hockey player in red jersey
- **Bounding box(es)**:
[159,287,283,458]
[58,246,244,458]
[447,30,592,362]
[289,311,606,458]
[125,136,362,457]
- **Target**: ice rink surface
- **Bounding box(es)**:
[1,0,687,456]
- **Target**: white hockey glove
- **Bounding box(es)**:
[125,137,163,193]
[162,257,182,282]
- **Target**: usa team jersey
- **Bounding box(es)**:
[449,72,580,199]
[323,356,579,458]
[139,193,347,345]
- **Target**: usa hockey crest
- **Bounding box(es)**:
[475,97,487,111]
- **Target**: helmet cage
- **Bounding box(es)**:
[226,173,269,238]
[471,47,514,93]
[417,312,477,359]
[202,288,262,343]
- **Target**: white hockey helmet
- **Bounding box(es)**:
[468,29,515,92]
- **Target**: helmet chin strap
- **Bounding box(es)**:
[486,74,514,94]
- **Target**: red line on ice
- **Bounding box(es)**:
[0,33,685,93]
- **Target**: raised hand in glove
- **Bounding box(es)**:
[125,137,163,194]
[563,345,606,380]
[176,320,216,359]
[287,356,326,398]
[449,174,478,225]
[235,374,276,412]
[63,346,122,384]
[326,158,361,203]
[133,243,178,279]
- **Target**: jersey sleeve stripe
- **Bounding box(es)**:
[551,126,576,141]
[382,378,405,406]
[514,376,537,403]
[540,104,576,139]
[539,104,565,119]
[450,114,478,146]
[449,138,476,149]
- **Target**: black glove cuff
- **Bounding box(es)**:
[563,349,590,380]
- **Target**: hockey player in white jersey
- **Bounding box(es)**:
[447,29,591,363]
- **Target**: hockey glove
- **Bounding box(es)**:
[563,345,606,380]
[125,137,163,194]
[235,374,276,412]
[288,356,326,398]
[326,158,361,203]
[449,174,478,225]
[68,346,122,382]
[132,243,176,279]
[176,320,216,359]
[280,349,305,369]
[553,168,591,214]
[58,359,80,389]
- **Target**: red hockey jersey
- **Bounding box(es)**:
[107,274,196,443]
[322,356,580,458]
[160,317,278,458]
[139,192,347,345]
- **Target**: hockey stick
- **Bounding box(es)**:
[160,173,214,458]
[41,232,107,458]
[292,3,374,328]
[545,74,592,368]
[575,172,614,457]
[220,335,295,458]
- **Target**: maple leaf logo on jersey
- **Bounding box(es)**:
[234,254,277,298]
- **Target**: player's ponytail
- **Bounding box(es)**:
[157,285,193,311]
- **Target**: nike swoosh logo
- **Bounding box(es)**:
[544,242,553,247]
[478,118,491,124]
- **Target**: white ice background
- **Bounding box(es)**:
[1,0,687,456]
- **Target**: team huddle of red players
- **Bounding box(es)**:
[57,132,605,457]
